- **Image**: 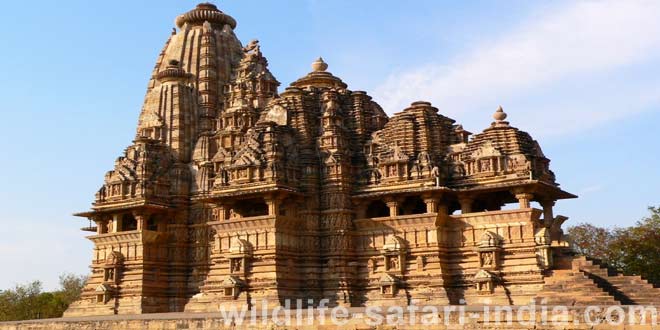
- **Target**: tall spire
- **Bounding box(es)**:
[135,3,244,161]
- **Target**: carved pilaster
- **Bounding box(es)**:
[459,196,473,214]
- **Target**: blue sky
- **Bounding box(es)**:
[0,0,658,290]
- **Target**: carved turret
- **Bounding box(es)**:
[452,106,557,185]
[290,57,347,90]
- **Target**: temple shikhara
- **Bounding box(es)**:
[66,3,659,316]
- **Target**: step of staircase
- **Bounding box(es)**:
[574,256,660,305]
[534,268,619,306]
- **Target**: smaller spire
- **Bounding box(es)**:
[312,57,328,72]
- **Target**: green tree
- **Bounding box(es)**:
[567,206,660,285]
[0,273,87,321]
[57,273,87,305]
[608,207,660,284]
[0,281,43,321]
[566,222,614,261]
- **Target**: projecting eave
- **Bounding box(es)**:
[352,185,452,200]
[194,183,302,202]
[454,180,578,201]
[73,211,95,218]
[73,201,174,218]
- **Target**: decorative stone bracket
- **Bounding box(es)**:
[534,227,553,269]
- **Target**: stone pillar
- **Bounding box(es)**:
[385,199,399,218]
[113,214,122,232]
[540,199,555,227]
[515,193,534,209]
[95,219,108,235]
[459,196,473,214]
[423,197,439,213]
[265,195,282,216]
[215,203,229,221]
[134,213,146,231]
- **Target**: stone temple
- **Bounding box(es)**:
[66,3,659,317]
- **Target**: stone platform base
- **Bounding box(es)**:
[0,306,657,330]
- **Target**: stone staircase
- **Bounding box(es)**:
[573,256,660,306]
[534,255,660,306]
[533,268,620,305]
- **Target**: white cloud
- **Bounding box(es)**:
[579,184,604,195]
[373,0,660,137]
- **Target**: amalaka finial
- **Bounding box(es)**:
[312,57,328,72]
[157,59,189,81]
[493,105,507,122]
[175,2,237,29]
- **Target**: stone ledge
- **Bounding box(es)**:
[1,306,657,330]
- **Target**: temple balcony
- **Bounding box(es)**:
[446,208,543,247]
[353,204,546,251]
[355,213,439,232]
[87,229,165,243]
[88,229,168,266]
[210,214,278,231]
[207,214,301,255]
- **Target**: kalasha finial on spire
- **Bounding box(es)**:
[491,105,510,128]
[493,105,507,121]
[312,57,328,72]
